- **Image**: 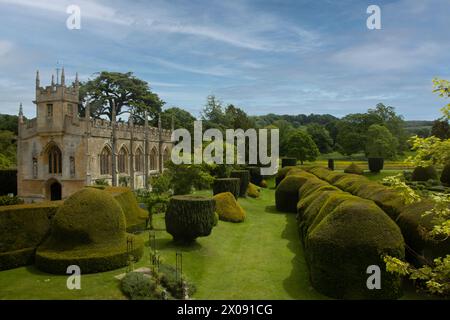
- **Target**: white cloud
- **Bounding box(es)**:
[0,0,133,25]
[332,41,442,72]
[0,40,13,57]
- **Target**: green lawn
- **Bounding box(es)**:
[0,177,432,300]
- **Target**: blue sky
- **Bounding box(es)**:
[0,0,449,120]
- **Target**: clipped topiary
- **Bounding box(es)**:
[230,170,250,197]
[440,162,450,186]
[247,183,260,198]
[105,186,148,231]
[247,166,263,186]
[275,166,296,186]
[297,190,354,245]
[298,178,337,200]
[260,180,268,188]
[213,192,245,222]
[35,188,143,274]
[212,178,240,199]
[344,162,364,175]
[397,200,450,263]
[0,201,61,270]
[165,195,216,242]
[305,198,405,299]
[275,173,314,212]
[281,157,297,167]
[333,174,367,191]
[411,166,439,182]
[368,158,384,173]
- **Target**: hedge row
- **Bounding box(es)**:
[0,201,62,270]
[303,166,450,264]
[1,187,146,272]
[276,167,405,299]
[35,237,144,274]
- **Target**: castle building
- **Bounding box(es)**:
[17,69,173,202]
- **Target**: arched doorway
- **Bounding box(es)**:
[49,181,62,201]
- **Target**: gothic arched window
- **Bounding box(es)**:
[150,147,158,170]
[48,145,62,174]
[163,148,170,169]
[135,148,143,172]
[100,147,111,175]
[32,157,38,178]
[118,147,128,173]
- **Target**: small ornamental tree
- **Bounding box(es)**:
[164,161,213,195]
[365,124,398,159]
[286,130,319,165]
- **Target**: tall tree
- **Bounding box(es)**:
[365,124,398,159]
[368,103,407,151]
[273,119,294,156]
[224,104,255,130]
[286,130,319,164]
[306,123,333,154]
[430,119,450,140]
[336,113,382,155]
[201,95,227,130]
[79,72,164,121]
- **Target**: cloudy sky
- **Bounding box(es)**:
[0,0,449,120]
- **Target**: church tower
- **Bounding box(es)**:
[34,68,79,133]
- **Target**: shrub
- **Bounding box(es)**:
[247,183,260,198]
[230,170,250,197]
[281,158,297,167]
[94,178,109,186]
[411,166,439,182]
[0,201,61,270]
[105,186,148,231]
[305,198,405,299]
[212,178,240,199]
[0,195,24,206]
[441,162,450,185]
[150,173,172,194]
[368,158,384,173]
[35,188,143,274]
[121,272,161,300]
[275,173,313,213]
[0,169,17,195]
[213,192,245,222]
[165,195,216,243]
[247,166,263,186]
[159,264,196,299]
[260,180,268,188]
[344,162,364,175]
[397,200,450,264]
[164,162,214,195]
